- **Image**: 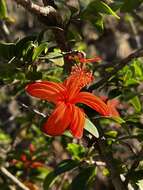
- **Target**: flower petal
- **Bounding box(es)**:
[42,103,72,136]
[74,92,109,116]
[25,81,66,103]
[70,105,85,139]
[79,57,102,63]
[107,99,120,117]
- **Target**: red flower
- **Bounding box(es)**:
[100,96,120,117]
[67,52,102,63]
[79,57,102,63]
[26,65,112,138]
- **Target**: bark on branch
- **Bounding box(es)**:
[12,0,62,27]
[0,166,30,190]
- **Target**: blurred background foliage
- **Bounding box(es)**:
[0,0,143,190]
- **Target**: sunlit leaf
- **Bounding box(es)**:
[84,118,99,138]
[0,0,7,19]
[129,96,141,112]
[32,42,48,61]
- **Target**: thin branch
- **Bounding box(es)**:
[0,166,30,190]
[20,103,47,118]
[12,0,62,27]
[88,47,143,90]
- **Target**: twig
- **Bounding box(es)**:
[88,47,143,90]
[12,0,62,27]
[0,166,30,190]
[20,103,47,118]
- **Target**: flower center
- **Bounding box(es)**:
[70,64,94,89]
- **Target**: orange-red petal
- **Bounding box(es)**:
[25,81,66,104]
[79,57,102,63]
[74,92,110,116]
[42,102,72,136]
[107,99,120,117]
[70,105,85,139]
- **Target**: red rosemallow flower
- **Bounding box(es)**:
[100,96,120,117]
[26,65,112,139]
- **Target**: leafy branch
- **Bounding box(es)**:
[89,47,143,90]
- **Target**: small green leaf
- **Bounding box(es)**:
[32,42,48,61]
[43,159,79,190]
[63,130,73,138]
[84,118,99,138]
[102,168,110,176]
[129,96,141,112]
[67,143,85,160]
[105,130,118,138]
[70,166,96,190]
[0,0,7,19]
[83,0,120,19]
[95,0,120,19]
[109,116,125,124]
[94,15,104,32]
[49,57,64,66]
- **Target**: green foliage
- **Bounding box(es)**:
[0,0,7,19]
[1,1,143,189]
[121,0,143,12]
[43,159,79,189]
[70,166,96,190]
[81,0,119,31]
[67,143,86,160]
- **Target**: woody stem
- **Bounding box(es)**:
[95,138,128,190]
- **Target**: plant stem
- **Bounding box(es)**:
[96,138,128,190]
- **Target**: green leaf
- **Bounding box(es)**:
[121,0,143,12]
[43,159,79,190]
[94,15,104,32]
[63,130,73,138]
[129,96,141,112]
[49,57,64,66]
[83,0,120,19]
[15,36,37,59]
[105,130,118,138]
[108,116,125,124]
[95,0,120,19]
[127,170,143,182]
[70,166,96,190]
[84,118,99,138]
[32,42,48,61]
[67,143,86,160]
[0,130,11,143]
[0,43,16,60]
[0,0,7,19]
